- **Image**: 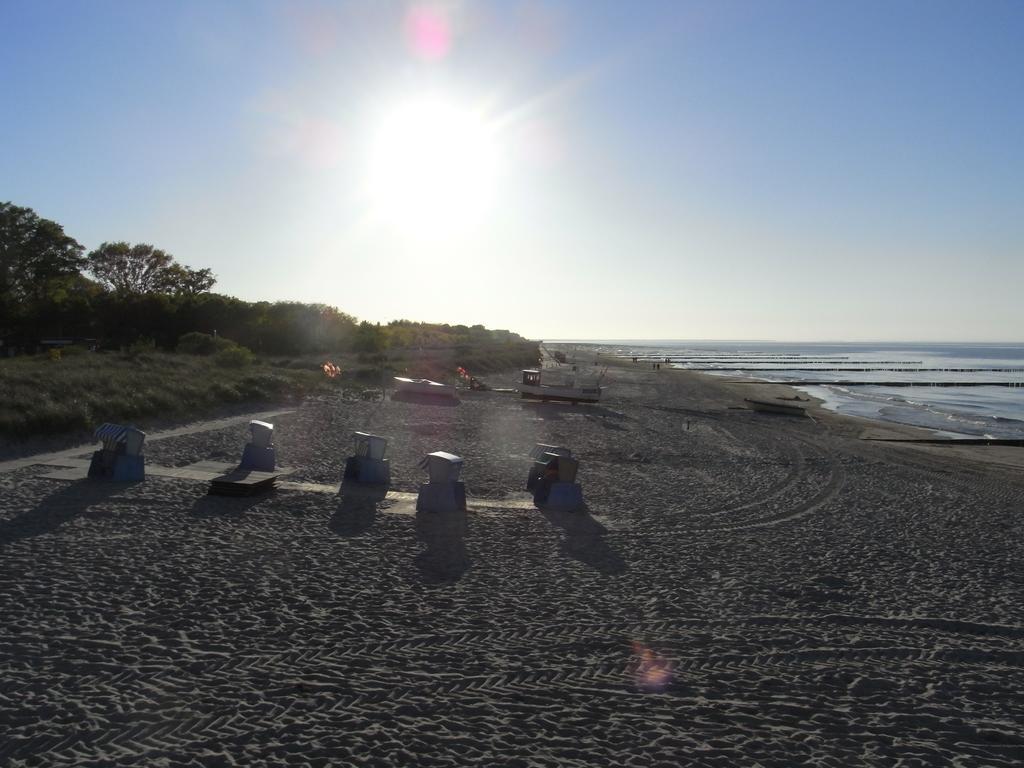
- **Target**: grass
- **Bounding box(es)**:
[275,341,542,384]
[0,340,540,440]
[0,352,330,439]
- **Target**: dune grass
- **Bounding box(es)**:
[0,341,540,440]
[0,352,328,439]
[274,341,542,383]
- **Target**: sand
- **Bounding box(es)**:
[1,359,1023,767]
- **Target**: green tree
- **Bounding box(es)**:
[353,320,387,353]
[157,263,216,296]
[86,242,216,298]
[86,242,174,294]
[0,202,85,330]
[32,273,104,338]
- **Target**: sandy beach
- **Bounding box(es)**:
[2,359,1023,767]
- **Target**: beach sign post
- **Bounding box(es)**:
[531,450,584,512]
[87,423,146,482]
[415,451,467,513]
[343,431,391,486]
[239,420,276,472]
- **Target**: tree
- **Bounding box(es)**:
[87,242,216,297]
[157,263,216,296]
[353,320,387,353]
[0,202,85,324]
[32,273,104,338]
[86,242,175,294]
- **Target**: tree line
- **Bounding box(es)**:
[0,201,526,355]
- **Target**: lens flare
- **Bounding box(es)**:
[630,641,673,692]
[404,5,452,61]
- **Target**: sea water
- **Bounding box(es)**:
[557,341,1024,439]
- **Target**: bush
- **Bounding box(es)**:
[123,337,157,360]
[214,345,253,368]
[209,381,242,400]
[177,331,236,355]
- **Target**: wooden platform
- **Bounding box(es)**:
[206,461,295,497]
[208,468,284,497]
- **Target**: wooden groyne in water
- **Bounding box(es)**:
[623,356,941,364]
[732,380,1024,388]
[678,360,922,365]
[686,359,850,362]
[625,356,930,363]
[688,366,1024,373]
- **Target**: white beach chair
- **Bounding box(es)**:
[250,420,274,448]
[344,432,391,486]
[418,451,464,483]
[88,423,146,481]
[416,451,466,513]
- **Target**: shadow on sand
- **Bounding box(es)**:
[390,392,460,408]
[0,480,135,546]
[541,505,627,575]
[414,507,470,584]
[330,483,387,537]
[584,407,630,431]
[189,493,269,518]
[521,401,629,430]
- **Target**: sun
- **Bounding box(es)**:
[365,94,501,236]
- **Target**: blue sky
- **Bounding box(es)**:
[2,1,1022,340]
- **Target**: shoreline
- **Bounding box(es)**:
[600,352,1024,476]
[589,340,1024,435]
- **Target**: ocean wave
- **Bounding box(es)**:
[990,414,1024,424]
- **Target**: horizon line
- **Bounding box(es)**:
[539,339,1024,345]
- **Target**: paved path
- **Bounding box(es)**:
[0,409,295,476]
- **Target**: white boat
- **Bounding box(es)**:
[519,369,602,404]
[392,377,458,400]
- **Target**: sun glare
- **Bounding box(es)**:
[365,95,500,236]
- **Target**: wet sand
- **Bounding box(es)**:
[1,361,1023,766]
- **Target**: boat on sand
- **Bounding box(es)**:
[519,369,602,404]
[393,377,458,400]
